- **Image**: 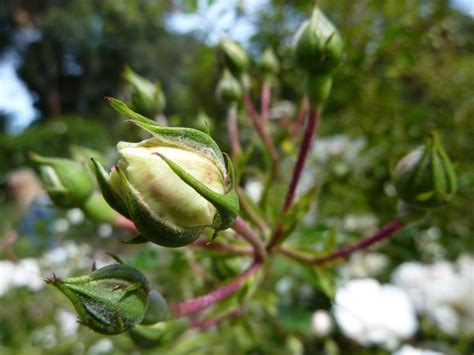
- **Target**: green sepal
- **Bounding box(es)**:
[123,235,149,245]
[107,98,225,168]
[106,97,158,126]
[90,158,130,219]
[154,152,239,235]
[128,319,189,349]
[116,166,201,247]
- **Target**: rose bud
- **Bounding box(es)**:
[258,47,279,78]
[129,319,189,349]
[30,152,95,209]
[395,132,457,208]
[92,98,239,247]
[294,7,344,75]
[216,69,242,105]
[219,39,249,78]
[141,290,169,325]
[123,65,166,117]
[46,261,150,335]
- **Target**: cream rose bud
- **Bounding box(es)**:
[114,142,225,229]
[92,98,239,248]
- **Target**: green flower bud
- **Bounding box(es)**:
[129,319,189,349]
[82,191,118,224]
[46,262,150,335]
[123,65,166,117]
[30,152,95,208]
[258,47,279,77]
[92,98,239,247]
[394,132,457,208]
[216,69,242,105]
[294,7,344,75]
[219,39,249,77]
[141,290,169,325]
[305,72,332,105]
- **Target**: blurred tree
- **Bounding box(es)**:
[0,0,201,123]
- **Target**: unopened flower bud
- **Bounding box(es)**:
[123,65,166,117]
[395,132,456,208]
[129,319,189,349]
[216,70,242,105]
[258,47,279,78]
[82,192,118,224]
[141,290,169,325]
[46,262,150,335]
[92,98,239,247]
[294,7,344,75]
[30,152,95,208]
[219,39,249,78]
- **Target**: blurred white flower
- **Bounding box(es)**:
[334,278,417,350]
[270,100,296,120]
[66,208,85,225]
[343,214,378,234]
[345,252,389,278]
[311,310,333,337]
[312,135,366,165]
[97,223,113,238]
[0,260,16,296]
[88,338,113,354]
[13,258,44,291]
[55,308,79,337]
[244,179,263,203]
[393,344,442,355]
[53,218,70,233]
[0,258,44,297]
[392,255,474,335]
[31,325,57,349]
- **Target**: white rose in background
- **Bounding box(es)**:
[333,278,417,350]
[393,344,442,355]
[311,310,334,337]
[392,255,474,336]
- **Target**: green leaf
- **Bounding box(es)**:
[90,158,130,219]
[154,152,239,234]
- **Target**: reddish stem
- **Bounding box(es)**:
[170,261,261,317]
[290,96,309,141]
[191,308,244,329]
[277,218,404,265]
[236,188,270,236]
[192,239,253,256]
[227,104,241,157]
[243,92,279,177]
[311,218,404,265]
[266,106,321,251]
[260,81,271,124]
[232,216,267,260]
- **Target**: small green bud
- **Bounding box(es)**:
[216,69,242,105]
[46,262,150,335]
[82,192,118,224]
[129,320,189,349]
[258,47,279,78]
[394,132,457,208]
[141,290,169,325]
[30,152,95,208]
[294,7,344,75]
[219,39,249,77]
[123,65,166,117]
[92,98,239,247]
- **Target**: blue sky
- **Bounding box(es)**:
[0,0,472,134]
